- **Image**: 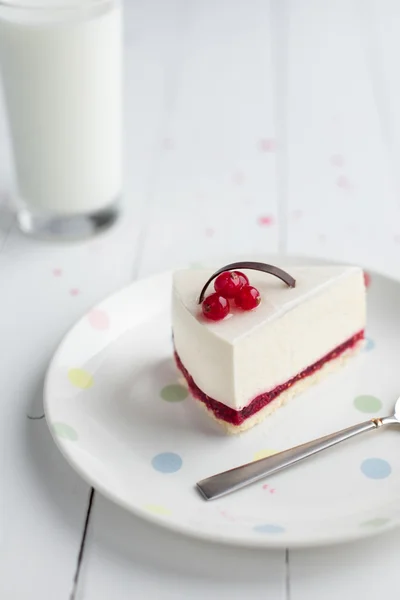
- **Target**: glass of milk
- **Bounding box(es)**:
[0,0,122,239]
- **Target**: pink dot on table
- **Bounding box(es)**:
[330,154,345,168]
[232,171,245,186]
[364,271,371,288]
[205,227,214,238]
[52,268,62,277]
[162,137,174,150]
[336,175,352,190]
[291,209,303,220]
[259,138,276,152]
[70,288,80,296]
[88,309,110,331]
[258,215,274,227]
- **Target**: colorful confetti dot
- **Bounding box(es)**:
[70,288,80,296]
[88,309,110,331]
[259,138,276,153]
[364,272,371,288]
[68,368,93,389]
[291,209,303,220]
[162,137,174,150]
[330,154,345,168]
[232,170,245,186]
[336,175,352,190]
[364,338,375,352]
[151,452,182,473]
[160,384,188,402]
[52,422,78,441]
[253,524,285,534]
[361,458,391,479]
[257,215,274,227]
[354,395,382,413]
[144,504,171,516]
[253,449,277,461]
[52,268,62,277]
[361,517,390,528]
[205,227,215,238]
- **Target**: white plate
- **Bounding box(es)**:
[44,257,400,548]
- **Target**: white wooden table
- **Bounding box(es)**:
[2,1,400,598]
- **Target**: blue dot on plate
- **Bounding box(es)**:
[361,458,391,479]
[253,524,285,534]
[364,338,375,352]
[151,452,182,473]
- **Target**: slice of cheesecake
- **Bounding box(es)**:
[172,263,366,433]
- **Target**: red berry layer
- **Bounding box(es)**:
[174,330,364,426]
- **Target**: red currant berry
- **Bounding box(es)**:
[235,285,261,310]
[202,293,230,321]
[235,271,249,287]
[214,271,243,298]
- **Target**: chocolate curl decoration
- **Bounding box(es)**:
[198,262,296,304]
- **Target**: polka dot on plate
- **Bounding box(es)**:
[151,452,182,473]
[253,448,277,461]
[88,308,110,331]
[364,338,375,352]
[253,524,285,534]
[52,422,78,441]
[160,384,188,402]
[361,517,390,528]
[353,395,382,413]
[144,504,171,516]
[361,458,392,479]
[68,368,93,389]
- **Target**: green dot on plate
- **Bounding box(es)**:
[52,422,78,441]
[160,384,188,402]
[361,517,390,528]
[354,395,382,413]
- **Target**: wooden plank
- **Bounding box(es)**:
[80,1,285,598]
[285,0,400,278]
[138,0,280,275]
[0,0,173,597]
[80,495,286,600]
[284,1,400,599]
[290,529,400,600]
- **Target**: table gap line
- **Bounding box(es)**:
[285,548,291,600]
[70,487,95,600]
[271,0,289,257]
[131,0,193,281]
[358,0,400,207]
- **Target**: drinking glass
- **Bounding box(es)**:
[0,0,122,239]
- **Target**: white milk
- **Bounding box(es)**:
[0,1,122,215]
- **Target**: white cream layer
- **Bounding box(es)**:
[172,265,366,411]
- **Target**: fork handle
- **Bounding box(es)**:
[197,419,382,500]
